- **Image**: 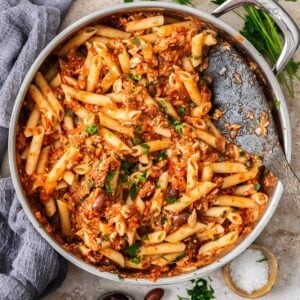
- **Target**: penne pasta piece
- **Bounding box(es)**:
[44,198,56,217]
[150,172,168,216]
[182,56,194,72]
[36,146,50,174]
[177,71,203,107]
[61,84,112,106]
[197,224,224,241]
[187,153,199,190]
[58,27,97,56]
[233,184,255,196]
[124,258,150,270]
[63,115,74,131]
[96,25,131,39]
[73,162,91,175]
[100,248,125,267]
[118,47,130,74]
[25,126,45,175]
[139,242,186,256]
[34,72,64,121]
[201,162,213,182]
[222,167,258,188]
[144,230,166,245]
[28,84,57,125]
[156,98,179,120]
[63,170,75,185]
[153,126,171,138]
[195,129,226,150]
[125,15,164,32]
[100,127,132,154]
[56,199,71,236]
[191,33,205,68]
[198,231,239,255]
[153,21,198,36]
[165,223,206,243]
[212,162,248,174]
[78,42,93,89]
[138,33,158,44]
[204,206,230,218]
[44,62,58,82]
[86,55,103,92]
[102,108,141,123]
[21,145,30,160]
[164,182,216,213]
[214,195,257,208]
[88,36,109,44]
[132,139,171,157]
[226,209,242,225]
[151,253,184,267]
[24,107,40,137]
[45,146,79,193]
[49,73,61,89]
[100,66,120,93]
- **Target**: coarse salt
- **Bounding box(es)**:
[230,249,269,294]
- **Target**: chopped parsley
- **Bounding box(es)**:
[140,143,150,154]
[156,151,167,161]
[134,125,142,135]
[104,184,114,195]
[124,242,140,257]
[118,274,124,281]
[86,124,98,135]
[85,179,94,187]
[138,170,147,183]
[133,136,141,145]
[256,257,268,263]
[131,256,141,264]
[177,278,215,300]
[274,100,281,109]
[129,73,142,81]
[133,37,140,45]
[65,109,73,117]
[166,196,178,204]
[178,105,187,116]
[174,120,184,136]
[161,216,167,225]
[129,182,140,200]
[174,253,186,262]
[254,183,261,191]
[158,100,167,112]
[239,151,246,157]
[121,160,137,175]
[106,171,115,182]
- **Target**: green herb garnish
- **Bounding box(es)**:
[65,109,73,117]
[239,151,246,157]
[156,151,167,161]
[140,143,150,154]
[129,182,140,200]
[161,216,167,225]
[133,136,141,145]
[104,184,114,195]
[86,124,98,135]
[106,171,115,182]
[274,100,281,109]
[138,170,147,183]
[174,253,187,262]
[129,73,142,81]
[131,257,141,264]
[178,105,187,116]
[254,183,261,191]
[174,120,184,135]
[124,242,140,256]
[177,278,215,300]
[166,196,178,204]
[133,37,140,45]
[256,257,268,263]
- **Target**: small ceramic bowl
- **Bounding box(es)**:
[222,244,278,299]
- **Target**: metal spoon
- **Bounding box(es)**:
[205,42,300,204]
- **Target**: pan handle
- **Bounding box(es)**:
[211,0,300,75]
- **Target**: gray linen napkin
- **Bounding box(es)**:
[0,0,72,299]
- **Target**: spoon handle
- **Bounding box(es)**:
[265,146,300,205]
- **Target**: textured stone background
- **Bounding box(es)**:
[15,0,300,299]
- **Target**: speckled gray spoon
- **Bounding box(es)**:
[205,43,300,203]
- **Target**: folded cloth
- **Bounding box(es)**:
[0,0,72,299]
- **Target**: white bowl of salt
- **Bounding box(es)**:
[222,244,278,298]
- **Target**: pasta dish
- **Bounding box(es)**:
[16,12,274,280]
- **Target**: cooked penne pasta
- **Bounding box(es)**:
[125,16,164,32]
[86,55,102,92]
[144,230,166,245]
[44,198,56,217]
[24,107,40,137]
[212,162,248,173]
[36,146,50,174]
[62,84,112,106]
[96,25,131,39]
[153,21,198,36]
[164,182,216,213]
[56,199,71,236]
[214,195,257,208]
[151,252,184,267]
[34,72,64,121]
[100,248,125,267]
[58,27,97,56]
[25,126,44,175]
[102,108,141,123]
[139,243,186,256]
[132,139,171,156]
[222,167,259,188]
[165,223,206,243]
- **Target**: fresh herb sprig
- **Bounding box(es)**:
[212,0,300,97]
[177,278,215,300]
